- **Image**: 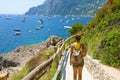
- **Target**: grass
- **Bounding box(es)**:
[9,65,30,80]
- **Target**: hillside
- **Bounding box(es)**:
[25,0,105,16]
[81,0,120,67]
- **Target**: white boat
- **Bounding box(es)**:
[66,20,70,23]
[65,16,68,18]
[29,30,32,32]
[60,19,64,22]
[6,16,11,20]
[14,31,21,35]
[38,19,43,24]
[72,18,75,20]
[64,26,71,29]
[35,26,43,30]
[21,17,26,22]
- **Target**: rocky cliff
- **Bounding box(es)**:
[25,0,105,16]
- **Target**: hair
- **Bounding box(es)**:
[75,34,81,42]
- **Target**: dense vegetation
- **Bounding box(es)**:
[71,0,120,67]
[25,0,105,16]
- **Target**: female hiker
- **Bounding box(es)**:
[70,34,87,80]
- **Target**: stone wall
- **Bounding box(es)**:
[84,55,117,80]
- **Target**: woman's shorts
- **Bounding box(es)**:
[72,59,84,67]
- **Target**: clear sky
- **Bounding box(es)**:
[0,0,45,14]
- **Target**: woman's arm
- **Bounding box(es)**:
[81,44,87,58]
[70,44,73,65]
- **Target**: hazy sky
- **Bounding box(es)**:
[0,0,45,14]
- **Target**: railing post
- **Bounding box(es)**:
[69,38,71,45]
[63,43,65,50]
[60,49,62,58]
[47,53,50,80]
[54,46,57,53]
[55,54,59,69]
[54,46,59,69]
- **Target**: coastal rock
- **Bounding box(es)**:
[0,35,64,78]
[2,60,19,68]
[45,35,64,47]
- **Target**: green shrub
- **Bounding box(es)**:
[100,29,120,67]
[69,22,83,35]
[101,47,120,67]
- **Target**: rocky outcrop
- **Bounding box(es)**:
[45,35,64,47]
[25,0,105,16]
[0,36,64,77]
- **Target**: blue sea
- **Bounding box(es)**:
[0,15,92,54]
